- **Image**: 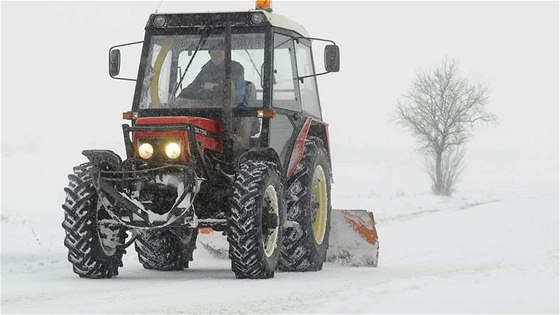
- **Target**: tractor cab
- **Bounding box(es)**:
[110,8,340,172]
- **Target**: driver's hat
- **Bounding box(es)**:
[207,40,225,51]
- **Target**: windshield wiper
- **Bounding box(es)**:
[171,27,211,97]
[244,49,262,84]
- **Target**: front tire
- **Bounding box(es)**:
[135,228,198,271]
[280,137,332,272]
[62,163,127,278]
[227,160,285,279]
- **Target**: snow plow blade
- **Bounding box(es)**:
[198,210,379,267]
[326,209,379,267]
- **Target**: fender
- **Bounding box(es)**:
[82,150,122,170]
[238,147,283,174]
[286,117,331,178]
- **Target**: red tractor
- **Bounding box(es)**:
[62,2,377,279]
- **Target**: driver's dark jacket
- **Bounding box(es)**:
[178,60,245,105]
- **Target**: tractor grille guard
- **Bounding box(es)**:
[81,121,221,229]
[84,150,202,229]
[98,164,202,229]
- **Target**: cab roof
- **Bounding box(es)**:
[256,10,310,37]
[146,10,310,37]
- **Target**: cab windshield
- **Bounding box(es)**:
[139,32,265,109]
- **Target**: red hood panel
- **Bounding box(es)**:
[135,116,223,134]
[133,116,224,163]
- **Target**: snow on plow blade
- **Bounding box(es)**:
[326,209,379,267]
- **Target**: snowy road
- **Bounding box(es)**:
[1,194,557,313]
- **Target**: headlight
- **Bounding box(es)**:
[153,15,166,27]
[138,143,154,159]
[251,13,264,25]
[165,142,181,159]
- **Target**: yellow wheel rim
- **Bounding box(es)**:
[263,185,279,257]
[312,165,328,245]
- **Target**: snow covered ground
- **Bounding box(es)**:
[2,112,556,313]
[1,185,557,313]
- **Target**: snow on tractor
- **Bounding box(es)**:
[62,1,379,279]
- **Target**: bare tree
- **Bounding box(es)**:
[396,59,495,196]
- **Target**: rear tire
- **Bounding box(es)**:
[62,163,127,279]
[135,228,198,270]
[227,160,285,279]
[280,137,332,271]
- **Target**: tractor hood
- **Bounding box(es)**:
[132,116,224,164]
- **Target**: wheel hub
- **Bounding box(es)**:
[263,185,279,257]
[311,165,328,245]
[96,204,123,256]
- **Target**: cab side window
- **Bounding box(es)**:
[295,40,321,118]
[273,33,300,111]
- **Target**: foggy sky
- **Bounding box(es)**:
[1,1,558,201]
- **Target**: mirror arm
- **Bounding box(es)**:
[294,36,337,46]
[111,76,138,82]
[109,40,143,82]
[109,40,144,52]
[292,36,339,82]
[297,71,331,83]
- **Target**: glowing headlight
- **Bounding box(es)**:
[138,143,154,159]
[165,142,181,159]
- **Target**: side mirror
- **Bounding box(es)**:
[109,49,121,77]
[324,45,340,73]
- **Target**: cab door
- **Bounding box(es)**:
[269,32,302,173]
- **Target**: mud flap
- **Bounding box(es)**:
[326,209,379,267]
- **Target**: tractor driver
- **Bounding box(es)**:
[178,43,246,105]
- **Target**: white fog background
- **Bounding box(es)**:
[1,1,558,313]
[2,1,557,209]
